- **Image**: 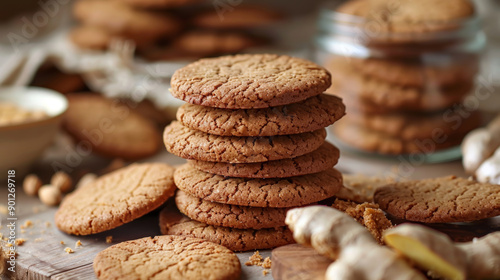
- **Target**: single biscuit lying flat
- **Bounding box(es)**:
[374,176,500,223]
[170,54,331,109]
[176,190,288,229]
[55,163,175,235]
[189,142,339,178]
[164,121,326,163]
[159,206,294,251]
[64,94,161,160]
[93,235,241,280]
[177,94,345,136]
[174,164,342,208]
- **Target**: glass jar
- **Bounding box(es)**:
[315,0,486,157]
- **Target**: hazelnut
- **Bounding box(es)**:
[23,174,42,196]
[50,171,72,193]
[76,173,97,189]
[38,185,62,206]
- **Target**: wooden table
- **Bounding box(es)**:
[0,131,473,279]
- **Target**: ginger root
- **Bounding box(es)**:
[285,206,426,280]
[384,224,467,280]
[476,147,500,184]
[384,224,500,280]
[462,114,500,175]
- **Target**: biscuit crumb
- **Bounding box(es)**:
[45,221,51,227]
[262,257,272,269]
[263,270,269,276]
[20,220,33,229]
[21,230,26,234]
[64,247,74,254]
[0,204,8,215]
[60,241,65,245]
[5,243,12,247]
[76,240,82,247]
[245,251,263,266]
[3,237,8,241]
[106,236,113,243]
[34,238,43,242]
[332,199,393,244]
[0,233,3,239]
[15,238,26,246]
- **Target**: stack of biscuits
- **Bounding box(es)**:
[70,0,280,59]
[70,0,185,51]
[160,54,346,251]
[325,0,481,155]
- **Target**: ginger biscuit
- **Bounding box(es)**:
[159,206,294,251]
[177,94,345,136]
[164,121,326,163]
[175,190,288,229]
[170,54,331,109]
[189,142,339,178]
[174,164,342,208]
[63,94,161,160]
[55,163,175,235]
[93,235,241,280]
[336,0,474,34]
[374,176,500,223]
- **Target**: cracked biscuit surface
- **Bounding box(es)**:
[93,235,241,280]
[374,176,500,223]
[177,94,345,136]
[175,190,289,229]
[174,164,342,208]
[170,54,331,109]
[159,206,294,251]
[55,163,176,235]
[189,142,339,178]
[164,121,326,163]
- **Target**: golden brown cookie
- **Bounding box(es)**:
[176,190,288,229]
[117,0,205,8]
[170,54,332,109]
[73,0,181,44]
[177,94,345,136]
[192,5,281,29]
[350,56,479,88]
[55,163,175,235]
[374,176,500,223]
[189,142,339,178]
[328,59,471,112]
[174,163,342,208]
[63,94,161,160]
[336,0,474,34]
[346,109,482,141]
[172,30,260,57]
[159,206,294,251]
[163,121,326,163]
[333,120,468,155]
[93,235,241,280]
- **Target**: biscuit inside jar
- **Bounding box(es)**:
[0,102,48,126]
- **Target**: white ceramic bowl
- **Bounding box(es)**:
[0,87,68,179]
